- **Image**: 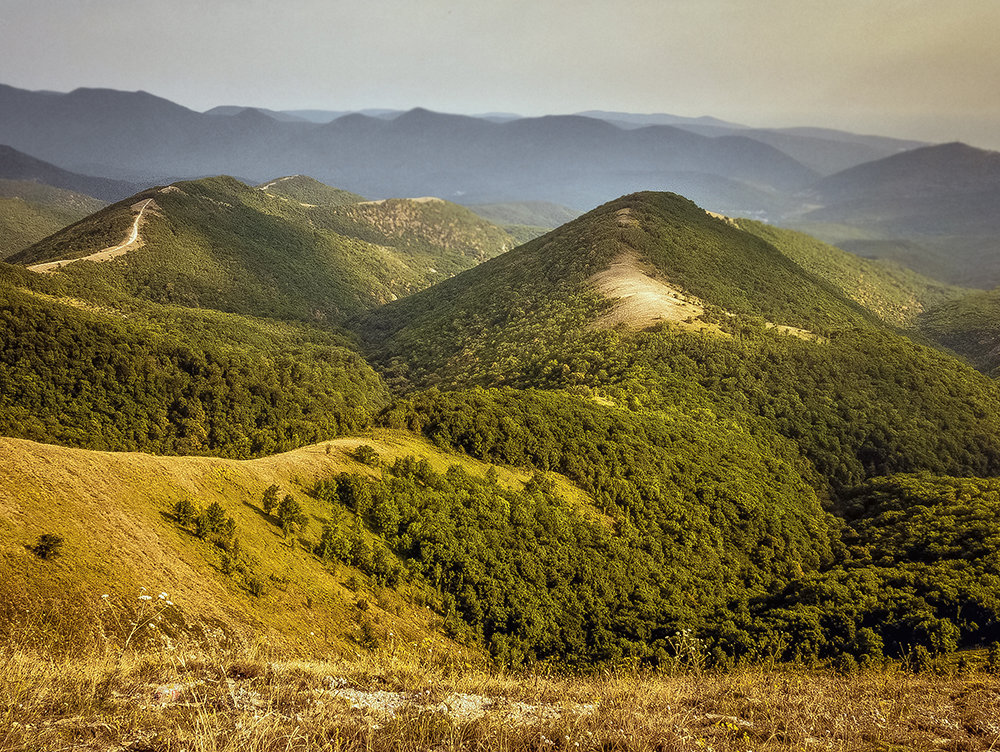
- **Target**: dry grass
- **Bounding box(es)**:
[3,641,1000,752]
[0,431,591,658]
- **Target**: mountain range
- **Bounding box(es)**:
[6,82,1000,288]
[5,172,1000,666]
[5,77,1000,675]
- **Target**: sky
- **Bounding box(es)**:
[3,0,1000,149]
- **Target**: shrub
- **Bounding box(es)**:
[352,444,380,466]
[29,533,64,560]
[173,498,199,527]
[359,617,379,650]
[910,645,933,673]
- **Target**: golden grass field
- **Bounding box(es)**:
[3,641,1000,751]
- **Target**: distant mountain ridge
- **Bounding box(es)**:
[791,142,1000,286]
[0,144,144,201]
[8,82,1000,288]
[0,82,890,216]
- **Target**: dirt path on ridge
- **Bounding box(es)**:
[28,198,155,274]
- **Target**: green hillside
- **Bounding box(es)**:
[736,219,963,327]
[359,192,878,386]
[7,184,1000,672]
[0,264,388,456]
[307,196,516,279]
[919,287,1000,373]
[12,175,515,323]
[359,191,1000,493]
[338,190,1000,664]
[0,179,105,259]
[748,474,1000,662]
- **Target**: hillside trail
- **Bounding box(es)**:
[28,198,154,273]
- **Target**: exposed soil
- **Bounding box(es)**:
[590,249,823,342]
[589,251,711,331]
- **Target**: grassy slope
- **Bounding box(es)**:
[0,430,585,654]
[0,180,106,259]
[736,219,964,327]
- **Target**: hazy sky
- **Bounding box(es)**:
[3,0,1000,148]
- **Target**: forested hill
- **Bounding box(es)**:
[11,175,515,324]
[358,191,880,386]
[356,191,1000,498]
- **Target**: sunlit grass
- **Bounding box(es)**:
[3,634,999,752]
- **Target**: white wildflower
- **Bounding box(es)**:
[158,592,168,600]
[139,594,153,601]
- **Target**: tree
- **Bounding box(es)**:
[261,484,280,515]
[315,524,339,561]
[173,498,199,527]
[277,494,308,537]
[196,501,231,541]
[349,519,372,572]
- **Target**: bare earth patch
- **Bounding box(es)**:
[591,251,823,342]
[589,251,711,331]
[706,210,738,227]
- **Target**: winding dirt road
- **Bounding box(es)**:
[28,198,154,274]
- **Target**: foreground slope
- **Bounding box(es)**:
[0,432,531,654]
